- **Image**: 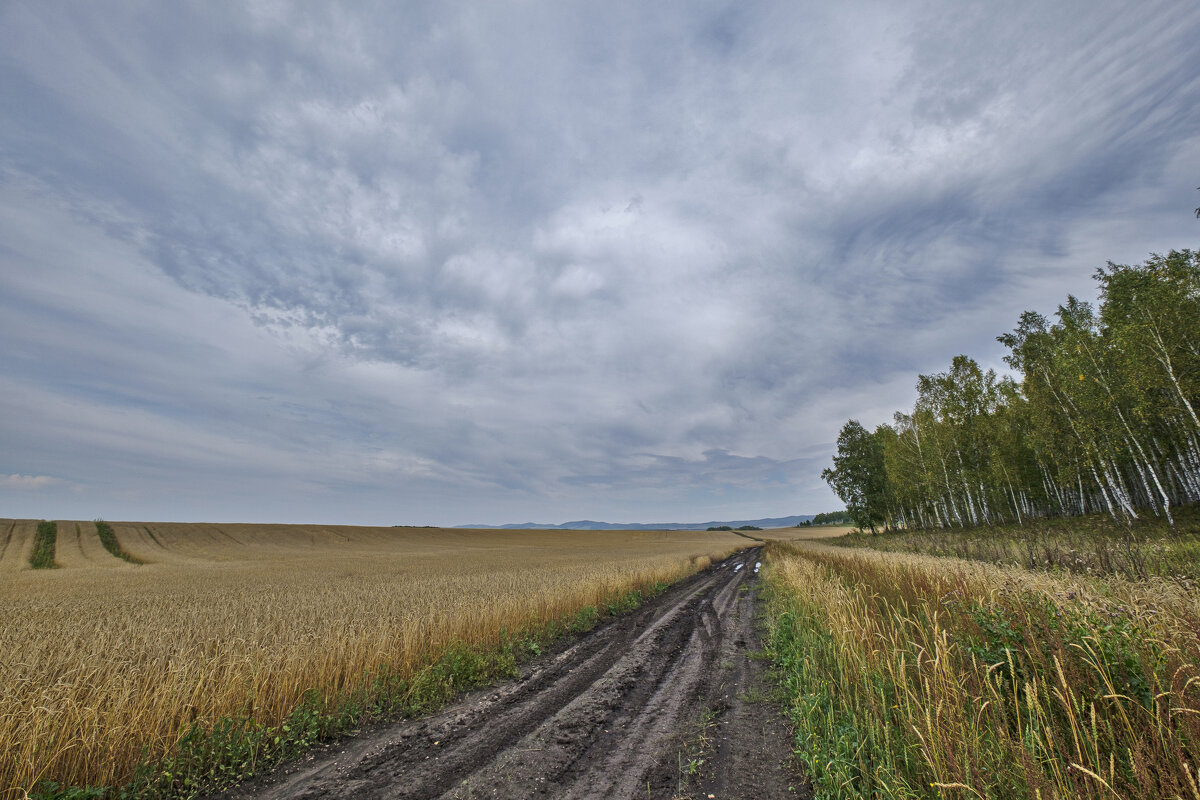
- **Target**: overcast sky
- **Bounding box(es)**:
[2,2,1198,526]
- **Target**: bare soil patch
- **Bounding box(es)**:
[210,548,806,800]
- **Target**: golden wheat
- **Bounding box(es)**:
[0,521,744,796]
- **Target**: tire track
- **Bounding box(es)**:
[0,519,15,563]
[214,548,805,800]
[53,521,90,569]
[211,525,245,547]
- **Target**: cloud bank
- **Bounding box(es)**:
[1,475,62,491]
[1,1,1198,524]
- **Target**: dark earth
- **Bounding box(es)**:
[210,547,810,799]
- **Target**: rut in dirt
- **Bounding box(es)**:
[212,547,807,800]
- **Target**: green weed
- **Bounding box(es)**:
[674,707,719,797]
[605,588,643,616]
[30,520,58,569]
[94,520,143,564]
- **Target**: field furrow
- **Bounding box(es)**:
[0,518,14,563]
[75,520,136,568]
[0,519,38,571]
[108,522,190,565]
[52,521,92,569]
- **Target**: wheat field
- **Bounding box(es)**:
[0,520,745,796]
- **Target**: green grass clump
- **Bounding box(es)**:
[30,520,58,569]
[94,520,143,565]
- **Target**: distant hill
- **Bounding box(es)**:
[456,515,814,531]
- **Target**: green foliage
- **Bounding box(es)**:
[821,420,890,533]
[796,510,852,526]
[825,250,1200,532]
[604,589,643,616]
[94,519,143,564]
[707,525,733,530]
[735,525,762,531]
[765,599,926,798]
[568,605,600,633]
[30,520,58,569]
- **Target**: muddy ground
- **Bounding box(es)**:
[211,547,808,799]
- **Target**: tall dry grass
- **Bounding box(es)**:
[0,522,742,797]
[834,506,1200,581]
[765,540,1200,799]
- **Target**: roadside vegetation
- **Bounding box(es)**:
[0,522,742,799]
[764,538,1200,799]
[822,250,1199,533]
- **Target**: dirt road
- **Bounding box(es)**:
[213,547,806,799]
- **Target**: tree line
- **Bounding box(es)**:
[794,511,853,526]
[822,249,1200,532]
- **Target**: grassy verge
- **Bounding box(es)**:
[30,520,58,569]
[30,578,675,800]
[94,520,143,564]
[762,541,1200,799]
[833,503,1200,580]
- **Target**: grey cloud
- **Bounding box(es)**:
[2,1,1198,524]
